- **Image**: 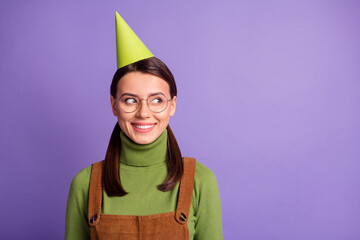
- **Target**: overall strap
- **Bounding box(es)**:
[88,160,104,226]
[175,157,196,224]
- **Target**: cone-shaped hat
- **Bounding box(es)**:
[115,12,154,69]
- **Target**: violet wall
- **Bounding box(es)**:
[1,0,359,239]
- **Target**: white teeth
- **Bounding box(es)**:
[134,124,154,129]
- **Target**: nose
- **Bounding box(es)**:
[136,99,151,118]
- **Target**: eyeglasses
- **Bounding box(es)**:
[115,93,172,113]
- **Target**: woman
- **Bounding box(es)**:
[65,13,223,240]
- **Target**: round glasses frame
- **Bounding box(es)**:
[115,93,172,113]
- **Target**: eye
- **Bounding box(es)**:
[151,98,163,104]
[124,98,138,104]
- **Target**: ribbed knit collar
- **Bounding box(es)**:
[120,129,167,167]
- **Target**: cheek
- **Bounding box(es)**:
[117,112,132,125]
[155,110,172,123]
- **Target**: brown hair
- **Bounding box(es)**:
[104,57,183,196]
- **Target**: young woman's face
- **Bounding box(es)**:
[110,71,177,144]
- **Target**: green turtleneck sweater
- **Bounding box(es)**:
[65,129,223,239]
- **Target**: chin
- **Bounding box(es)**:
[127,129,158,144]
[121,122,166,145]
[132,135,157,145]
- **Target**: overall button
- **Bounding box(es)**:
[179,212,187,222]
[90,214,98,223]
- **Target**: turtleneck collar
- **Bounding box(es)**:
[120,129,168,167]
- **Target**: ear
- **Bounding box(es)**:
[169,96,177,116]
[110,96,118,116]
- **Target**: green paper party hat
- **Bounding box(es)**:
[115,12,154,69]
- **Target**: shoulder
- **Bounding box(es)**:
[191,159,221,214]
[71,165,92,187]
[191,160,220,201]
[68,165,92,198]
[194,160,218,185]
[65,165,94,239]
[190,160,223,239]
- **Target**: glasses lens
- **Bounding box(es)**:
[119,95,139,113]
[148,94,168,113]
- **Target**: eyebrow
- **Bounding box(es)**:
[119,92,165,98]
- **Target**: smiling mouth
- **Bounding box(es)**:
[131,123,156,129]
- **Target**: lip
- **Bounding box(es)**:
[131,122,157,133]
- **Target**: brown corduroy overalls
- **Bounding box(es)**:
[88,157,196,240]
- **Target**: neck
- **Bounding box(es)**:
[120,129,168,167]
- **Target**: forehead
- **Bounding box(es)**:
[117,72,170,96]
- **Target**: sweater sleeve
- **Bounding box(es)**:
[65,166,91,240]
[193,162,223,240]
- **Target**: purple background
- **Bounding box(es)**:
[1,0,359,239]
